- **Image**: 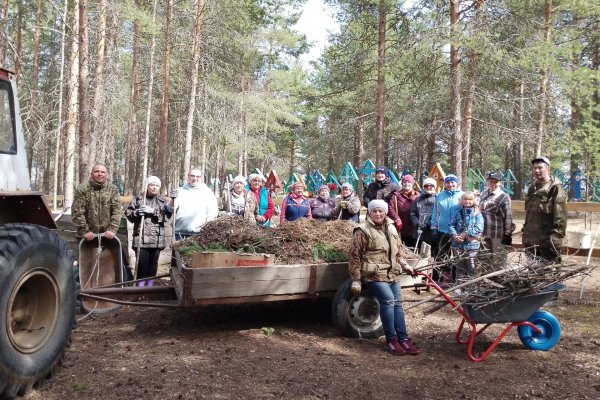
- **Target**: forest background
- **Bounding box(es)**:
[1,0,599,206]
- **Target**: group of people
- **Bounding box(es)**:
[347,157,567,356]
[72,156,568,356]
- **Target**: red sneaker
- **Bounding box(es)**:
[385,337,407,356]
[399,338,420,355]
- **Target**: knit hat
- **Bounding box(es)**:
[376,166,388,175]
[147,176,161,188]
[423,177,437,188]
[248,173,263,182]
[318,184,329,192]
[232,175,247,186]
[368,199,388,214]
[401,174,415,184]
[290,181,303,190]
[444,174,459,184]
[341,182,354,192]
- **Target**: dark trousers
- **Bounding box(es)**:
[136,248,161,279]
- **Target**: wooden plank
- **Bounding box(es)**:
[188,292,335,306]
[190,277,312,299]
[512,201,600,213]
[188,264,312,283]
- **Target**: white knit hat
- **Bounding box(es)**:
[147,175,161,188]
[423,177,437,188]
[248,173,263,182]
[232,175,247,185]
[367,199,388,214]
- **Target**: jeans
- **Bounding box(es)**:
[366,281,408,341]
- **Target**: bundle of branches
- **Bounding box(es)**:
[172,216,356,265]
[410,248,594,313]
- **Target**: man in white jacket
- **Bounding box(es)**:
[173,168,218,240]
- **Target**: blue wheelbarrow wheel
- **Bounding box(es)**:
[518,310,561,351]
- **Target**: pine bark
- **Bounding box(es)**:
[156,0,173,186]
[78,0,90,180]
[64,0,80,207]
[89,0,107,164]
[449,0,462,179]
[375,0,387,166]
[535,0,552,157]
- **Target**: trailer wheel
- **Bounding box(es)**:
[518,310,561,351]
[0,224,76,398]
[332,279,383,339]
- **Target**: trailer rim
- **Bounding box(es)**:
[348,295,381,332]
[7,268,60,354]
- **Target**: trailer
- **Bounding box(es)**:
[77,239,431,341]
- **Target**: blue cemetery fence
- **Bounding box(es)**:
[359,159,377,186]
[338,162,359,191]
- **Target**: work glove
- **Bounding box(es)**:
[339,201,348,209]
[394,219,403,231]
[502,234,512,246]
[351,280,362,296]
[550,234,563,249]
[138,205,154,216]
[170,189,178,199]
[400,260,416,276]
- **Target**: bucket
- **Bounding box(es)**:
[580,231,592,249]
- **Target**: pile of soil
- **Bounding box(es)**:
[172,216,357,265]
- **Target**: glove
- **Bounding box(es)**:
[550,234,563,249]
[339,201,348,209]
[351,280,362,296]
[138,205,154,215]
[170,189,178,199]
[400,260,416,276]
[394,220,403,231]
[502,234,512,246]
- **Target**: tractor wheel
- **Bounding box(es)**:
[332,279,383,339]
[0,224,76,399]
[518,310,561,351]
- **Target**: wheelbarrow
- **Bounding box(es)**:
[417,272,565,362]
[79,234,125,314]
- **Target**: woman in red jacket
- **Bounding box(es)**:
[388,175,419,249]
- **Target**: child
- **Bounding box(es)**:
[448,191,484,284]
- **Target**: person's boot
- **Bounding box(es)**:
[137,280,146,287]
[147,279,155,287]
[398,338,420,355]
[385,336,407,356]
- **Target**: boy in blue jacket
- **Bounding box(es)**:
[448,191,484,285]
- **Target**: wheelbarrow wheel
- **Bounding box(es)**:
[518,310,561,351]
[332,279,383,339]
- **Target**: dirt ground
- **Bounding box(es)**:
[21,249,600,400]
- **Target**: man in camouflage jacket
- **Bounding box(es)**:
[522,157,567,263]
[72,163,122,241]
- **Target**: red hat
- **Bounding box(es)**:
[401,174,415,184]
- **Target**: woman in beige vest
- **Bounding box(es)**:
[348,199,420,356]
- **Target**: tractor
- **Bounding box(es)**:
[0,68,77,399]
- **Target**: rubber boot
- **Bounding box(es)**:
[137,280,146,287]
[147,279,155,287]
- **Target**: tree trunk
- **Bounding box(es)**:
[78,0,90,181]
[89,0,106,164]
[64,0,80,208]
[535,0,552,157]
[156,0,173,186]
[375,0,387,166]
[460,0,483,186]
[449,0,462,179]
[0,0,8,67]
[14,1,22,80]
[27,0,42,178]
[53,0,69,211]
[512,82,525,200]
[125,17,139,194]
[142,0,159,185]
[183,0,205,180]
[237,77,246,176]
